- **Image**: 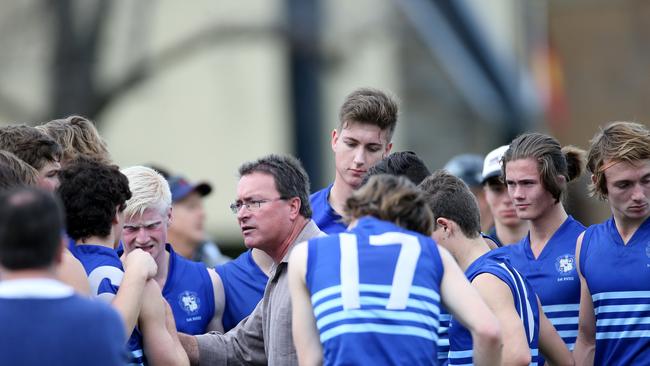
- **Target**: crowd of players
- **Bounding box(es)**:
[0,89,648,365]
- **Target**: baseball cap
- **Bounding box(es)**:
[481,145,509,184]
[444,154,484,187]
[167,175,212,203]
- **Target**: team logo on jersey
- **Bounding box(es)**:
[178,291,201,315]
[555,254,575,274]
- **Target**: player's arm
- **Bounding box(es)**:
[112,249,157,339]
[537,297,574,366]
[572,232,596,366]
[206,268,225,332]
[438,247,502,366]
[57,246,91,295]
[289,241,323,366]
[472,273,531,366]
[139,280,189,366]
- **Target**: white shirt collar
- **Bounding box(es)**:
[0,278,74,299]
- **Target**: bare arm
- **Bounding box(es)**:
[573,232,596,366]
[472,273,531,366]
[438,247,502,366]
[537,297,574,366]
[112,249,157,339]
[206,268,225,332]
[178,333,199,366]
[139,280,189,366]
[57,248,91,295]
[289,242,323,366]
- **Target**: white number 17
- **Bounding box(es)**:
[339,232,421,310]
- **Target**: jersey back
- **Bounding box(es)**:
[496,216,584,350]
[579,217,650,365]
[306,216,444,366]
[448,253,540,365]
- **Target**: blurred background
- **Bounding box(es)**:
[0,0,648,254]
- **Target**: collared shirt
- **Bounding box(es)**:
[196,219,324,366]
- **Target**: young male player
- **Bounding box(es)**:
[310,88,398,233]
[574,121,650,365]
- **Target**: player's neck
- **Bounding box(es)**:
[456,236,490,271]
[1,268,57,282]
[529,204,568,256]
[494,221,529,246]
[167,234,196,260]
[613,212,650,245]
[77,234,117,249]
[330,179,355,216]
[153,249,171,288]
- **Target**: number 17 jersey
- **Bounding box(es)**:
[305,216,444,366]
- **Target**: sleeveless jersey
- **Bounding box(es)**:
[216,249,268,331]
[73,244,146,365]
[306,216,444,365]
[163,244,216,335]
[448,252,540,366]
[579,217,650,365]
[495,216,584,350]
[310,184,347,234]
[437,307,451,366]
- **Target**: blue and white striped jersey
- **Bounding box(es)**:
[306,216,444,365]
[448,252,540,366]
[493,216,584,352]
[579,216,650,365]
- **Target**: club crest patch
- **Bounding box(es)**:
[178,291,201,315]
[555,254,576,274]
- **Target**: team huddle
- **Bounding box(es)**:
[0,89,648,365]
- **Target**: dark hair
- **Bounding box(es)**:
[0,125,62,170]
[587,121,650,200]
[502,132,585,203]
[418,170,482,239]
[361,151,431,186]
[0,187,64,270]
[57,158,131,241]
[346,174,433,236]
[238,154,312,218]
[0,150,39,190]
[338,88,399,141]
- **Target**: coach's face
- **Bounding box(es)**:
[235,172,294,253]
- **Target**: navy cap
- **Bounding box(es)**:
[167,175,212,203]
[443,154,484,188]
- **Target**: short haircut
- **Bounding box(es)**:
[419,170,482,239]
[587,121,650,200]
[0,187,64,270]
[58,158,131,241]
[346,174,433,236]
[121,165,172,220]
[239,154,312,218]
[361,151,431,186]
[0,150,39,189]
[0,125,62,171]
[37,115,111,165]
[338,88,399,141]
[502,132,585,203]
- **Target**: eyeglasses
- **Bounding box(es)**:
[229,198,285,214]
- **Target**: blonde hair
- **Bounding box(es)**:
[345,174,433,236]
[587,121,650,200]
[37,115,111,165]
[121,166,171,220]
